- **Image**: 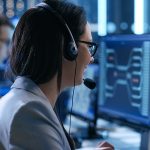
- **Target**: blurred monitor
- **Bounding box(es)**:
[98,34,150,128]
[0,17,16,97]
[67,64,99,138]
[10,17,19,27]
[0,65,11,97]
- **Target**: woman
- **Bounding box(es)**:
[0,0,114,149]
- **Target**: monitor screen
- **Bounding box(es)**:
[68,64,99,122]
[98,34,150,127]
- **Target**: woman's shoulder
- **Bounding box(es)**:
[0,98,70,150]
[0,87,57,136]
[0,87,51,119]
[9,99,69,149]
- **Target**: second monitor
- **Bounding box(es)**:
[98,34,150,128]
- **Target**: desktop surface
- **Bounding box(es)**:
[82,119,140,150]
[65,116,140,150]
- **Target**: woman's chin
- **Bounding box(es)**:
[75,78,83,86]
[64,79,83,89]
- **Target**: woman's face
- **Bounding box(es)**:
[62,23,93,89]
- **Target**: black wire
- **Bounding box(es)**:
[56,96,76,150]
[56,59,77,136]
[69,59,77,135]
[55,60,77,150]
[58,96,61,121]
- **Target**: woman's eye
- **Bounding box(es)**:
[88,45,92,48]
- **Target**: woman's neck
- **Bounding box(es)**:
[39,76,59,108]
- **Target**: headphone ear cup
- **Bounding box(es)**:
[36,3,78,61]
[64,42,78,61]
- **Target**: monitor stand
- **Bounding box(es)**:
[86,122,103,139]
[72,122,103,140]
[140,129,150,150]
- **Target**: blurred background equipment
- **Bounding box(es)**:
[0,13,14,96]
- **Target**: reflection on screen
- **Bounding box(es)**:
[68,64,99,121]
[98,35,150,127]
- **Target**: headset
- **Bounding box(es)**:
[36,2,96,138]
[36,2,78,61]
[36,2,78,138]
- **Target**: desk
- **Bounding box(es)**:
[64,116,140,150]
[81,127,140,150]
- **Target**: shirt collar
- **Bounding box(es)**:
[11,76,49,101]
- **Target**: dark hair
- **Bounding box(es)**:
[0,14,14,29]
[10,0,87,90]
[10,1,87,149]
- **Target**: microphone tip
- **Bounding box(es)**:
[83,78,96,89]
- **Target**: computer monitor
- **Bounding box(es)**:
[0,65,11,97]
[67,63,99,138]
[98,34,150,128]
[10,17,19,27]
